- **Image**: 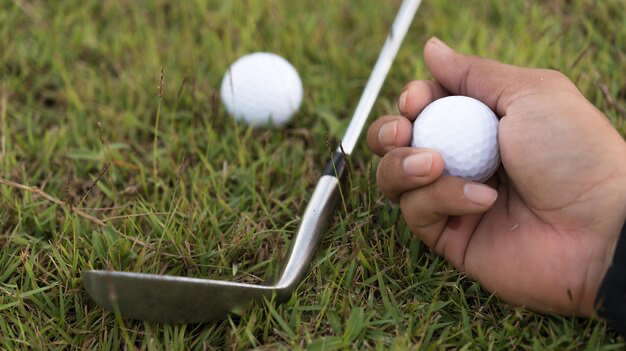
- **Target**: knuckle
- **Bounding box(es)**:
[426,182,444,204]
[539,69,573,86]
[399,194,419,222]
[366,123,379,149]
[375,159,390,191]
[376,155,399,190]
[427,177,456,203]
[376,160,402,202]
[518,68,578,97]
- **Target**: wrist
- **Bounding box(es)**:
[588,219,626,336]
[579,228,620,317]
[587,217,626,318]
[586,169,626,318]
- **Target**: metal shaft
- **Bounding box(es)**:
[339,0,422,155]
[276,0,422,291]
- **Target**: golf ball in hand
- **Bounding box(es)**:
[220,52,303,127]
[411,96,500,182]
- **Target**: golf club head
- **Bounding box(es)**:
[82,270,278,323]
[83,175,341,323]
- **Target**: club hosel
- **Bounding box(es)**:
[275,153,346,297]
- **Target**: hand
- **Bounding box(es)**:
[367,37,626,316]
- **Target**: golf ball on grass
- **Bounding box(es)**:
[411,96,500,182]
[220,52,303,127]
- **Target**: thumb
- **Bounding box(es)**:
[423,37,576,116]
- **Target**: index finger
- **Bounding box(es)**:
[398,80,448,121]
[366,115,413,157]
[368,79,448,157]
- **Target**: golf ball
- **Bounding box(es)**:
[411,96,500,182]
[220,52,303,127]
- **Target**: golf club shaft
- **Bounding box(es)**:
[340,0,422,155]
[277,0,420,289]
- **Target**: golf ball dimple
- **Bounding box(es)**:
[411,96,500,182]
[220,52,303,127]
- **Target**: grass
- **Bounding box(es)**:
[1,0,625,349]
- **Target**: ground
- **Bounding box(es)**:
[1,0,625,349]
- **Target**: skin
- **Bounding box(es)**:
[367,37,626,317]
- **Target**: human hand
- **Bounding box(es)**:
[367,37,626,316]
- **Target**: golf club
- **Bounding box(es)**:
[83,0,422,323]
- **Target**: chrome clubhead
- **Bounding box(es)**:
[83,174,342,322]
[83,271,276,323]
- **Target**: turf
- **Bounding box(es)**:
[1,0,625,349]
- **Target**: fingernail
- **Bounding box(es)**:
[429,37,453,53]
[398,90,408,114]
[378,121,398,146]
[403,152,433,177]
[464,183,497,206]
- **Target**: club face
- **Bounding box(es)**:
[82,270,278,323]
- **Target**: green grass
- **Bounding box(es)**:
[1,0,625,349]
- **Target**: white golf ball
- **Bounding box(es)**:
[220,52,303,127]
[411,96,500,182]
